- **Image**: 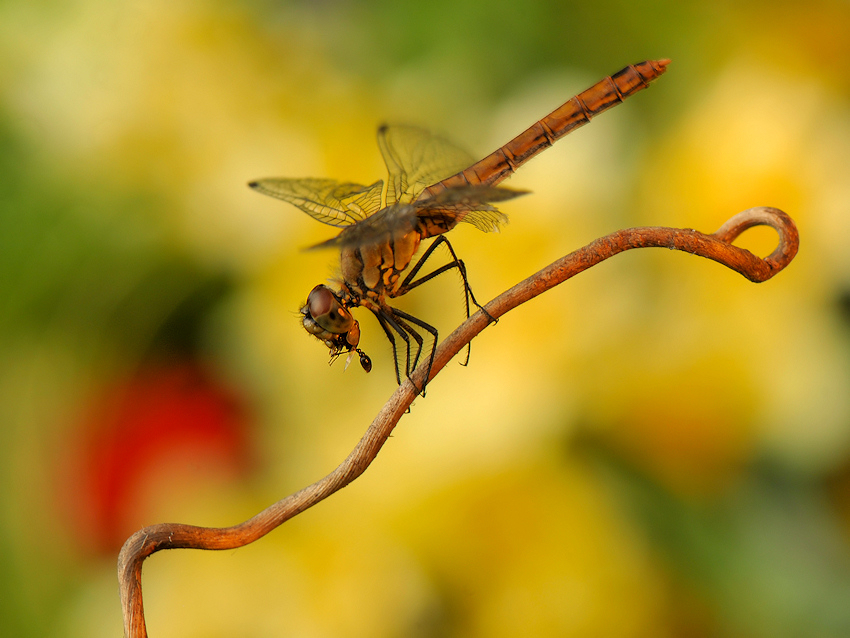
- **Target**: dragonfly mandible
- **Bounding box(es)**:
[250,59,669,390]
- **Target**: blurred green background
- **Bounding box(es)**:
[2,0,850,636]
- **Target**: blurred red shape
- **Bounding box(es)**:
[64,361,253,554]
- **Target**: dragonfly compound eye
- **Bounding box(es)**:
[305,285,354,334]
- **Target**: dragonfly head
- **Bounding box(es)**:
[301,285,372,373]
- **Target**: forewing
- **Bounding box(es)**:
[377,125,475,205]
[249,178,383,227]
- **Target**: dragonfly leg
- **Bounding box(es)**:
[372,305,436,395]
[397,236,495,321]
[373,311,402,385]
[373,307,424,389]
[395,236,496,368]
[389,307,438,395]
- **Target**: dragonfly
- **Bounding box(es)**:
[249,59,669,390]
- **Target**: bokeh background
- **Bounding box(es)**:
[2,0,850,636]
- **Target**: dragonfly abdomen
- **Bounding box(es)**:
[422,59,669,196]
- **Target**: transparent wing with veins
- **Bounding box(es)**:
[308,184,525,250]
[377,125,477,205]
[249,126,524,249]
[248,178,384,227]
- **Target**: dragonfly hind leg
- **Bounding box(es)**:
[394,235,495,367]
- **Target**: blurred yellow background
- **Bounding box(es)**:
[2,0,849,636]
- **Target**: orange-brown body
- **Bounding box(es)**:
[250,59,670,384]
[336,60,669,315]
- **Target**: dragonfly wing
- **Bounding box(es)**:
[337,179,384,217]
[377,126,476,205]
[249,178,384,227]
[416,185,528,236]
[307,204,418,251]
[309,185,526,249]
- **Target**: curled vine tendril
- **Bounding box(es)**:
[119,206,798,638]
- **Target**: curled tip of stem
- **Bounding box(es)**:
[710,206,799,281]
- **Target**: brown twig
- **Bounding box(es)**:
[118,206,798,638]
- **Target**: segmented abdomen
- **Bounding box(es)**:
[420,59,669,198]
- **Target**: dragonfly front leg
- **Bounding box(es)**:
[372,305,436,394]
[373,307,424,388]
[390,307,438,395]
[373,311,403,385]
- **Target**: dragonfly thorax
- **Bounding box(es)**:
[339,227,421,300]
